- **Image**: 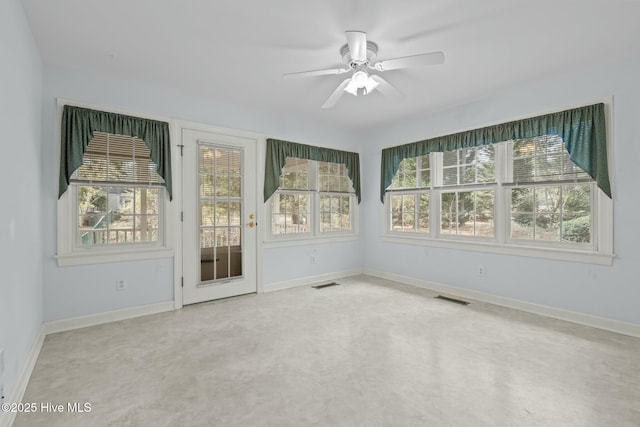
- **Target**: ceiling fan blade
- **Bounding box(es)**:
[370,75,401,98]
[345,31,367,62]
[283,67,349,79]
[373,51,445,71]
[321,78,352,109]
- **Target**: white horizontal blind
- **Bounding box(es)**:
[71,132,163,185]
[511,135,589,184]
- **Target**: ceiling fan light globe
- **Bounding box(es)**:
[351,70,368,87]
[364,76,379,94]
[344,79,359,96]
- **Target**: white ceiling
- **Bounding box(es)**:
[21,0,640,131]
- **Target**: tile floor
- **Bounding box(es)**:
[14,275,640,427]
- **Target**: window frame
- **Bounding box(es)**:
[56,102,174,267]
[265,159,359,245]
[383,140,613,265]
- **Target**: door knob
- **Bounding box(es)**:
[247,221,255,228]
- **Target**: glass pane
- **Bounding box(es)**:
[215,149,230,173]
[535,214,561,242]
[200,175,214,197]
[77,183,163,246]
[461,164,476,184]
[511,214,534,239]
[201,202,214,226]
[476,190,494,238]
[563,185,591,215]
[134,188,159,214]
[200,228,214,248]
[229,176,241,198]
[111,215,133,243]
[390,195,403,231]
[134,215,158,242]
[457,192,473,236]
[229,151,241,174]
[419,170,430,188]
[215,176,229,197]
[443,167,458,186]
[562,214,591,243]
[228,202,241,226]
[390,194,415,232]
[199,144,244,283]
[535,187,561,213]
[272,192,310,235]
[215,202,229,225]
[443,151,457,167]
[200,147,214,173]
[511,188,533,213]
[418,194,429,233]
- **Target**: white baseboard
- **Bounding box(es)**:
[364,268,640,339]
[263,268,363,293]
[0,327,46,427]
[44,301,175,335]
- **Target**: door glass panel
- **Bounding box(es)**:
[199,145,243,283]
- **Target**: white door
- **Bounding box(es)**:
[182,128,257,305]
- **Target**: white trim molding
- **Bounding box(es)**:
[263,268,363,293]
[363,268,640,339]
[0,327,46,427]
[44,301,175,334]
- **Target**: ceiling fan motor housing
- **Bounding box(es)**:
[341,41,379,68]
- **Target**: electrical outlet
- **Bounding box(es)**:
[116,279,127,291]
[478,265,486,276]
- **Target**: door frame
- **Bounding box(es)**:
[173,120,265,309]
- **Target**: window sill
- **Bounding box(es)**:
[381,234,613,265]
[263,234,359,249]
[56,247,174,267]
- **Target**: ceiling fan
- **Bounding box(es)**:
[283,31,445,109]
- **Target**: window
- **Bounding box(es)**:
[73,132,164,246]
[385,136,611,263]
[508,135,593,246]
[389,146,497,240]
[57,105,173,266]
[270,158,356,239]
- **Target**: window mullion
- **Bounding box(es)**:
[432,153,441,238]
[495,142,507,244]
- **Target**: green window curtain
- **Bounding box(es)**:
[264,138,361,203]
[59,105,173,200]
[380,103,610,202]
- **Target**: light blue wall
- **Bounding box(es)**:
[0,0,43,403]
[360,55,640,325]
[41,64,363,321]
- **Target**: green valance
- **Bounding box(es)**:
[380,103,611,202]
[59,105,173,200]
[264,138,361,203]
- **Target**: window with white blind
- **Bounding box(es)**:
[71,131,165,247]
[385,136,612,264]
[507,135,593,246]
[270,157,356,239]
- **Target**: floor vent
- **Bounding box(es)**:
[435,295,470,305]
[312,282,340,289]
